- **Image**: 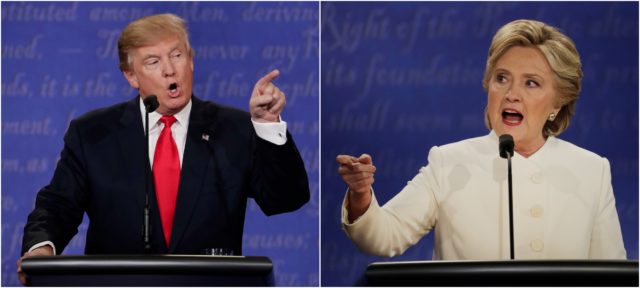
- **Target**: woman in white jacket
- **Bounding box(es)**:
[337,19,626,260]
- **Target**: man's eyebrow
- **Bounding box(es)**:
[140,43,183,61]
[170,44,182,53]
[142,54,159,61]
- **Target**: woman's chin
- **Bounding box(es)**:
[494,125,519,137]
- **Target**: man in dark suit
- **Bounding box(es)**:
[17,13,309,284]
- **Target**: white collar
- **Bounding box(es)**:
[139,97,192,130]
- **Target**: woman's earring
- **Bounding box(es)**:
[548,113,556,121]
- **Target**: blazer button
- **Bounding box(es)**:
[530,239,544,252]
[531,172,545,184]
[530,205,544,218]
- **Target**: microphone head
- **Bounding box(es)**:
[143,95,159,113]
[499,134,514,159]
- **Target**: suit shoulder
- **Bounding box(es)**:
[195,100,253,140]
[72,101,130,128]
[200,100,250,123]
[433,134,495,156]
[549,137,606,164]
[424,134,500,171]
[63,100,136,147]
[438,134,489,149]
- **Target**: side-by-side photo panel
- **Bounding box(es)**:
[321,2,638,286]
[2,2,318,286]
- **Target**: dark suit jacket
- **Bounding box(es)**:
[22,96,310,255]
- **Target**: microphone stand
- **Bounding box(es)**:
[142,95,158,254]
[144,106,152,254]
[507,152,514,260]
[499,134,515,260]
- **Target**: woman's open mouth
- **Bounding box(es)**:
[502,109,523,126]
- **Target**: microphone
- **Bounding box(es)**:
[143,95,158,254]
[144,95,159,112]
[499,134,515,260]
[499,134,514,159]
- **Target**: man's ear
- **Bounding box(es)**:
[123,70,139,89]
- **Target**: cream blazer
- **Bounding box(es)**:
[342,132,626,260]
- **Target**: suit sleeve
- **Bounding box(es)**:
[341,146,440,257]
[21,120,87,255]
[249,131,310,215]
[589,157,626,259]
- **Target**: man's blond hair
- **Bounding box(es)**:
[117,13,194,72]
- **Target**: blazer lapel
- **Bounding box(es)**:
[117,97,147,215]
[169,97,217,252]
[117,96,167,253]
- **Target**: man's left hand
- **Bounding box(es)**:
[250,69,286,123]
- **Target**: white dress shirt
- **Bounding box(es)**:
[342,131,626,260]
[140,99,288,166]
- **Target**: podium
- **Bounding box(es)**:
[21,255,274,286]
[365,260,639,286]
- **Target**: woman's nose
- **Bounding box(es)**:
[505,87,521,102]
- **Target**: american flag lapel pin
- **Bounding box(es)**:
[202,133,210,141]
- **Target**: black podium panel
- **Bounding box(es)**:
[21,255,273,286]
[365,260,638,286]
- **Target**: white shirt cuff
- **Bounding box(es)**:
[251,117,287,145]
[28,241,56,255]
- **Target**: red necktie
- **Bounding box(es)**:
[153,115,180,247]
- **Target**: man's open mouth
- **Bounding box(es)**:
[168,83,179,97]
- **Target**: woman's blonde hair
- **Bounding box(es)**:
[117,13,194,72]
[482,19,583,137]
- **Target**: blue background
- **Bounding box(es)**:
[2,2,318,286]
[321,2,638,286]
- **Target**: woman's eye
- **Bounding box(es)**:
[496,74,507,83]
[526,80,539,87]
